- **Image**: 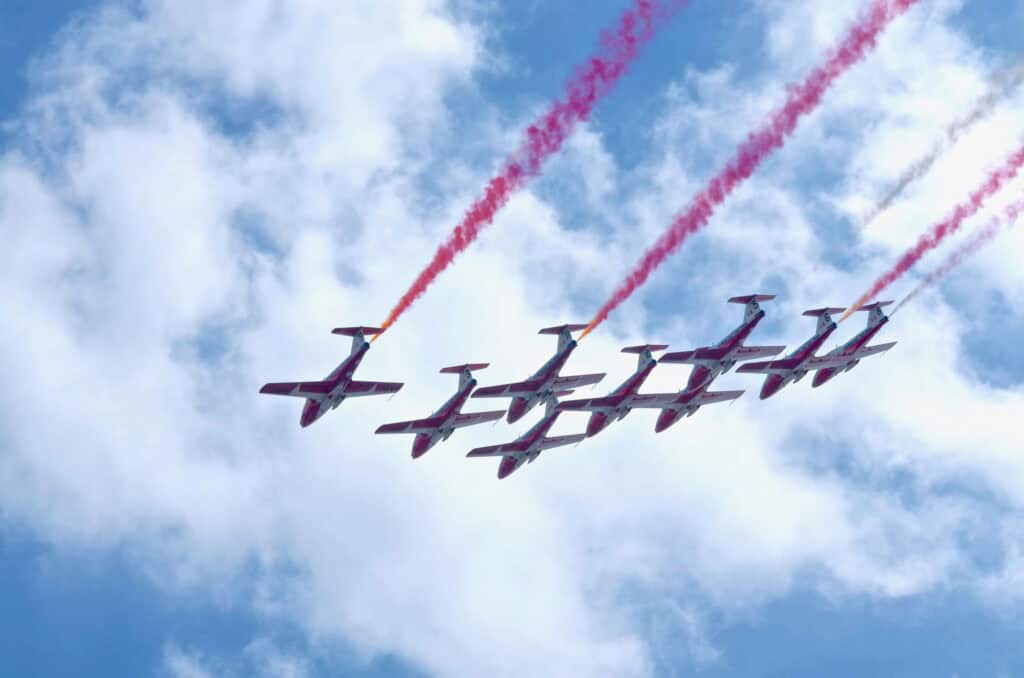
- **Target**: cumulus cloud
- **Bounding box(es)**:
[2,1,1023,677]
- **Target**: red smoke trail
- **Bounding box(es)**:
[581,0,920,339]
[375,0,684,337]
[893,197,1024,314]
[842,138,1024,321]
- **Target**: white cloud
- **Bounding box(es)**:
[2,1,1024,677]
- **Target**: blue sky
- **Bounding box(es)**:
[3,1,1024,677]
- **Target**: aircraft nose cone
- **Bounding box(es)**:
[508,398,528,423]
[498,456,520,479]
[760,376,783,400]
[655,410,678,433]
[412,434,432,458]
[300,401,320,427]
[586,413,609,438]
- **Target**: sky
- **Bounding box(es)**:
[1,1,1023,676]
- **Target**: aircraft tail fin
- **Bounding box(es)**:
[729,294,776,323]
[622,344,669,370]
[855,301,893,329]
[332,326,384,354]
[539,324,589,351]
[440,363,490,390]
[802,307,845,334]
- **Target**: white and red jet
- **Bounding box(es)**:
[259,326,404,427]
[466,393,584,479]
[811,301,897,388]
[375,364,506,458]
[737,307,846,399]
[557,344,669,438]
[658,294,786,392]
[472,324,605,423]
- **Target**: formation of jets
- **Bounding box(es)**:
[260,296,897,479]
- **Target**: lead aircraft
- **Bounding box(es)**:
[259,326,404,427]
[811,301,897,388]
[737,307,845,399]
[658,295,785,392]
[558,344,669,437]
[466,393,584,479]
[375,364,506,458]
[472,324,605,423]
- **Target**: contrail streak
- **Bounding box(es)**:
[375,0,684,339]
[861,64,1024,228]
[893,197,1024,314]
[581,0,920,338]
[843,138,1024,322]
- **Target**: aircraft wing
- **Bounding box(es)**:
[551,373,606,390]
[466,441,528,458]
[472,379,543,398]
[375,416,444,435]
[736,357,802,375]
[658,349,697,364]
[452,410,506,428]
[342,380,404,396]
[558,395,622,412]
[538,434,587,450]
[852,341,897,359]
[734,345,787,360]
[693,389,745,406]
[628,393,680,409]
[260,380,333,401]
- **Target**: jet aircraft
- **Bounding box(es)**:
[259,326,404,427]
[658,295,785,392]
[375,364,506,457]
[472,324,605,423]
[737,307,846,399]
[811,301,897,388]
[466,393,584,479]
[558,344,669,437]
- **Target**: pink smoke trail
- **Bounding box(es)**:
[376,0,684,337]
[582,0,920,338]
[843,138,1024,321]
[893,197,1024,313]
[862,64,1024,228]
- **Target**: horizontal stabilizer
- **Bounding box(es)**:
[259,380,333,400]
[728,294,776,304]
[802,307,846,317]
[440,363,489,374]
[331,326,384,337]
[621,344,670,354]
[539,434,586,451]
[855,301,894,311]
[539,324,589,335]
